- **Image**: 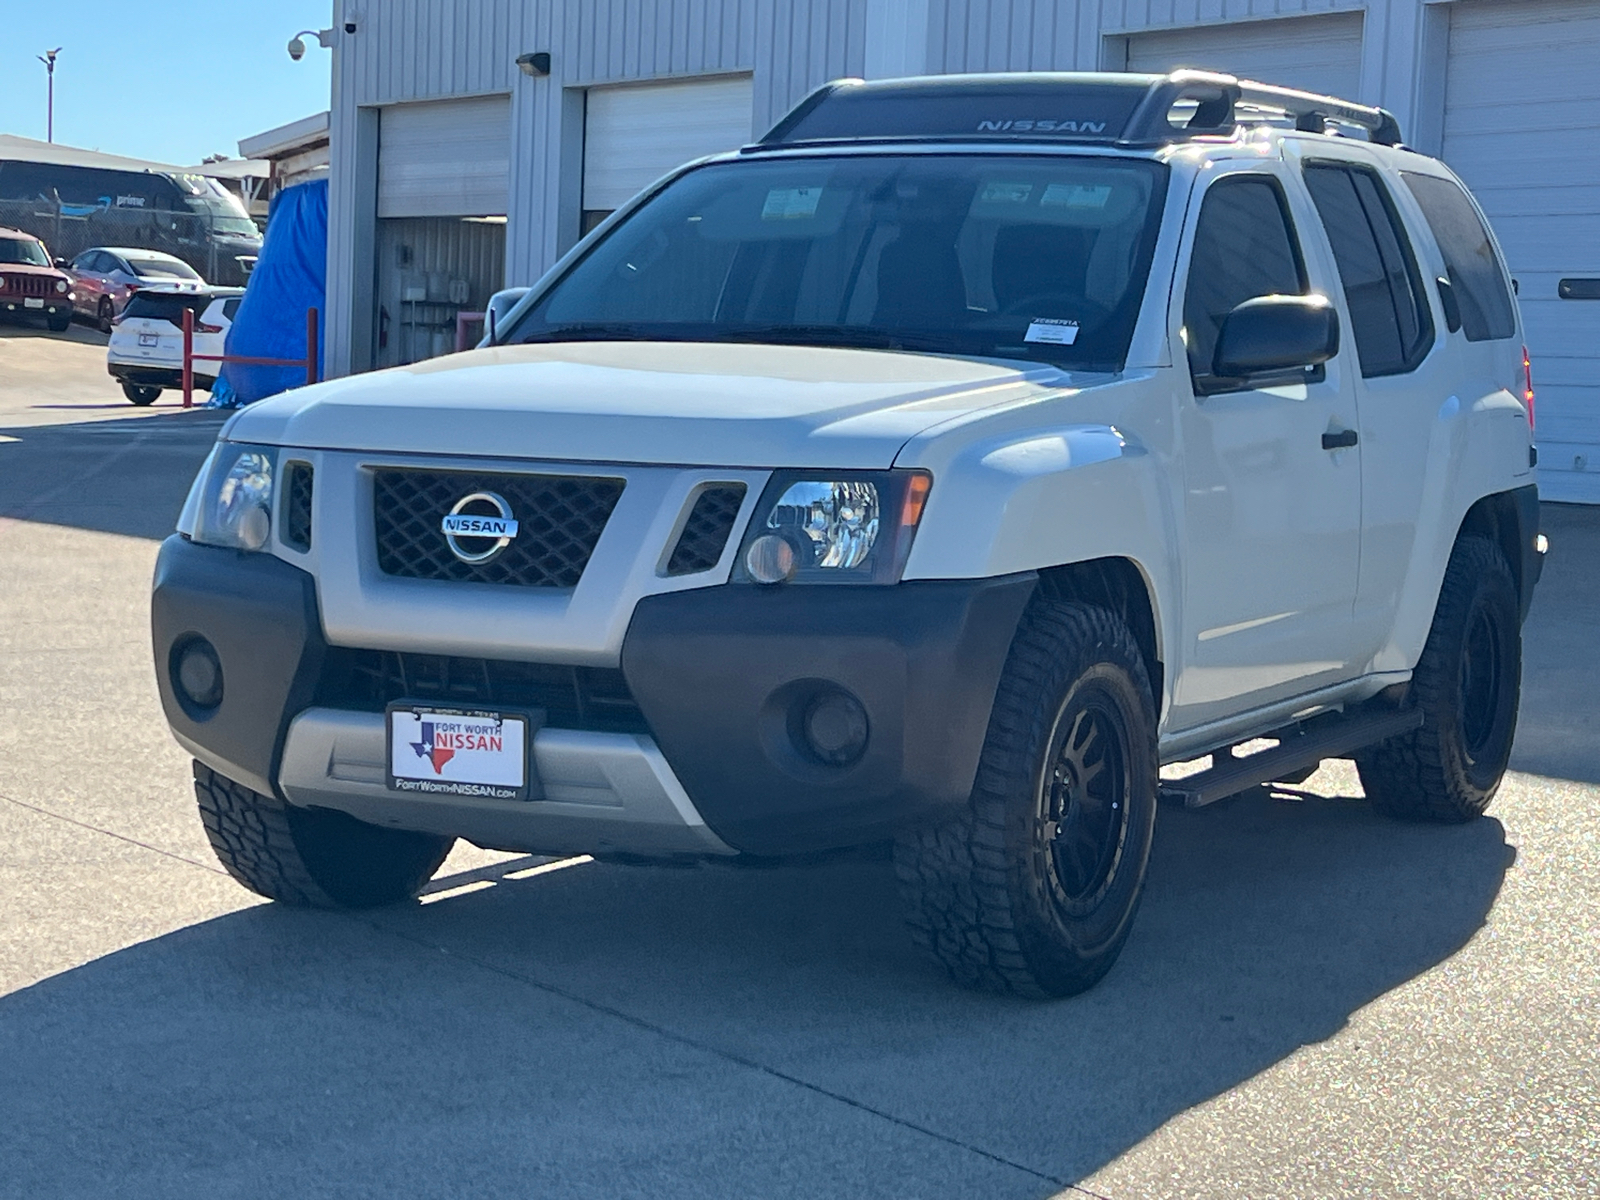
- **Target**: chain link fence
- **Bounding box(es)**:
[0,200,258,286]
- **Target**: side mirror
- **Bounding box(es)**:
[1208,294,1340,391]
[53,258,70,270]
[482,287,530,345]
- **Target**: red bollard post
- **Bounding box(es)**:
[182,306,194,409]
[305,307,319,386]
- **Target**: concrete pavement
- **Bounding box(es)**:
[1,331,1595,1198]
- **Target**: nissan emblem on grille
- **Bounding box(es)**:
[441,492,519,564]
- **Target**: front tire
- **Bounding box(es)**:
[97,298,115,334]
[46,311,71,333]
[895,600,1158,998]
[1356,535,1521,822]
[121,382,160,406]
[194,762,454,907]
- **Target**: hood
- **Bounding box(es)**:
[226,341,1082,469]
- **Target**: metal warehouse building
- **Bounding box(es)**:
[319,0,1599,502]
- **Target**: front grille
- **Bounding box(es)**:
[282,461,314,551]
[1,274,53,298]
[317,648,649,734]
[666,485,747,576]
[373,469,624,588]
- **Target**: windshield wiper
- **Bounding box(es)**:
[518,322,664,344]
[718,325,960,355]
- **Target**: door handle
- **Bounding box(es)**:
[1322,429,1359,451]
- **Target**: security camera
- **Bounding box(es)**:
[287,35,306,61]
[344,20,357,34]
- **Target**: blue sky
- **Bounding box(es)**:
[0,1,334,166]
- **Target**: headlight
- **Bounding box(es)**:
[736,470,931,585]
[55,279,69,294]
[189,442,277,551]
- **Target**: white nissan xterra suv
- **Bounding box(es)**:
[155,72,1544,998]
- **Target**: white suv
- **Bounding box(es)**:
[154,72,1543,997]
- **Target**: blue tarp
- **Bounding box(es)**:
[218,179,327,405]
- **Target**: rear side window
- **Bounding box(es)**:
[122,292,212,323]
[1401,172,1516,342]
[1303,163,1434,377]
[222,298,242,321]
[1182,175,1307,382]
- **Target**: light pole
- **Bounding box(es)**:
[38,48,61,143]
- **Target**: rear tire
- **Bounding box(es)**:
[895,600,1158,998]
[194,762,454,908]
[121,382,160,406]
[1356,535,1521,822]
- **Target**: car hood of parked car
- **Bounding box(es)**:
[224,341,1099,469]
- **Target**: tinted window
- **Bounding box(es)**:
[121,292,213,323]
[1304,163,1434,377]
[1401,172,1516,342]
[127,256,200,280]
[223,298,242,321]
[1182,175,1307,381]
[506,154,1170,372]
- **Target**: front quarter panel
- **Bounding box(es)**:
[896,373,1181,708]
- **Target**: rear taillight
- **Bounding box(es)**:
[1523,346,1536,431]
[195,322,224,334]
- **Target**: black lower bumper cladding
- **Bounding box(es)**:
[152,534,1036,856]
[151,536,327,797]
[622,575,1035,855]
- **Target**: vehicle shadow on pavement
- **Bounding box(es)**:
[0,786,1510,1197]
[0,412,224,541]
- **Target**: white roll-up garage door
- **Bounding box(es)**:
[1443,0,1600,504]
[378,94,511,219]
[583,76,754,214]
[1124,12,1363,100]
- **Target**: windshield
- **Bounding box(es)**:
[0,236,50,267]
[127,256,200,280]
[176,174,261,238]
[504,153,1168,370]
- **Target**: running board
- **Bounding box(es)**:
[1159,707,1424,810]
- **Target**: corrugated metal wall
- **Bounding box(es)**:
[325,0,1448,378]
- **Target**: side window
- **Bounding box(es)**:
[223,298,242,321]
[1303,163,1434,377]
[1401,172,1516,342]
[71,251,95,271]
[1182,175,1308,381]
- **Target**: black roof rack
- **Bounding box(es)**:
[755,70,1403,151]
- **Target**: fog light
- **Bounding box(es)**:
[746,533,797,585]
[174,638,224,710]
[802,690,869,767]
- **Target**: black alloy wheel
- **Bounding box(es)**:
[1039,697,1132,917]
[97,297,114,334]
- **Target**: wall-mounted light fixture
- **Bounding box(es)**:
[516,51,552,77]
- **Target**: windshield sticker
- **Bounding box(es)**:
[1024,319,1080,346]
[1040,183,1113,210]
[980,181,1034,205]
[762,187,824,220]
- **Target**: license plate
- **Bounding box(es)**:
[139,333,159,347]
[24,297,43,309]
[386,704,540,801]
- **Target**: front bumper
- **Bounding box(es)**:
[2,300,68,320]
[152,535,1034,857]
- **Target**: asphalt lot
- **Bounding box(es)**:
[1,326,1596,1198]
